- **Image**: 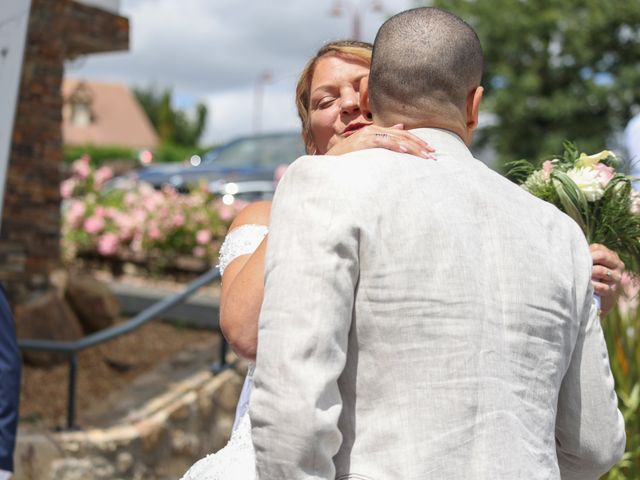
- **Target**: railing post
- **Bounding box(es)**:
[67,352,78,430]
[211,336,230,374]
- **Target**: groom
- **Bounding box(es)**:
[251,7,625,479]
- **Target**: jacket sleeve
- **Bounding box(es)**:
[250,157,360,480]
[555,239,626,480]
[0,285,20,473]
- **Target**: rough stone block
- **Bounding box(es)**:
[65,274,120,333]
[14,289,84,366]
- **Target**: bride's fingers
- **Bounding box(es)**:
[390,129,436,153]
[592,280,617,295]
[590,244,624,271]
[592,265,621,284]
[373,128,435,155]
[374,133,436,160]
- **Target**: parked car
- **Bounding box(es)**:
[128,132,305,201]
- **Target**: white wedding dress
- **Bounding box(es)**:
[180,224,268,480]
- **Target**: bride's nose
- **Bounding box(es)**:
[341,95,360,115]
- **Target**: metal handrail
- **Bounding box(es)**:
[17,267,230,430]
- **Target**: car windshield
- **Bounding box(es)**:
[206,134,305,168]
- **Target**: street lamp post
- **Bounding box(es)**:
[329,0,385,41]
[253,70,272,134]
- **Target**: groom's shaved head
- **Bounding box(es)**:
[369,8,483,120]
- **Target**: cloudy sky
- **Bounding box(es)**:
[66,0,417,145]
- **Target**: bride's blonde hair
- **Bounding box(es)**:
[295,40,372,154]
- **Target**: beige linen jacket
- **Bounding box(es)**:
[250,128,625,480]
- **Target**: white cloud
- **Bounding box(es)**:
[203,84,301,146]
[65,0,416,143]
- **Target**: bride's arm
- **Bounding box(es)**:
[219,201,270,361]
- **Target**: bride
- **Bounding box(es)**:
[180,39,625,479]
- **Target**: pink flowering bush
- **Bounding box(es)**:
[61,157,245,270]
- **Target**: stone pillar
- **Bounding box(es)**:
[0,0,128,304]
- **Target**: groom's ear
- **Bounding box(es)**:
[466,86,484,132]
[359,76,373,120]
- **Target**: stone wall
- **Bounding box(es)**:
[13,367,243,480]
[0,0,128,304]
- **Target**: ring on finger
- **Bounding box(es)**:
[606,270,612,279]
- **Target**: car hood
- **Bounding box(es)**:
[176,165,276,181]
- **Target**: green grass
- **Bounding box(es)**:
[603,301,640,479]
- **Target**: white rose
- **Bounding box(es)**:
[566,167,604,201]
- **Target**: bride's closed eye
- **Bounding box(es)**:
[314,96,336,109]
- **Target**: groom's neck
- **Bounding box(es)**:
[374,110,472,146]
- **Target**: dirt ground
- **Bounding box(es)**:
[19,318,219,430]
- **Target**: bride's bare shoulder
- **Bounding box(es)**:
[228,200,271,231]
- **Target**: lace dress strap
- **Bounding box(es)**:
[217,224,268,276]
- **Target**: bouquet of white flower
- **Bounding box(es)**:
[507,142,640,277]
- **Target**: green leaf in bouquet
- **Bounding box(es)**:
[560,140,580,165]
[592,177,640,278]
[551,171,589,237]
[504,159,535,184]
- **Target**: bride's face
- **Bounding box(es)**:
[308,54,372,154]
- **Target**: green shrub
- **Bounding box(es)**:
[64,145,136,165]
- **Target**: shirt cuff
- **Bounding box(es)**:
[0,470,12,480]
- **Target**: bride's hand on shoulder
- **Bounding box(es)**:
[326,124,436,160]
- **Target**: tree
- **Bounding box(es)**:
[133,86,208,147]
[418,0,640,169]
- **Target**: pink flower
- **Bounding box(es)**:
[149,225,161,240]
[542,160,554,179]
[172,214,185,227]
[594,163,614,186]
[133,211,147,227]
[161,184,178,197]
[97,232,119,256]
[124,192,138,207]
[192,246,206,258]
[60,178,77,198]
[130,235,143,254]
[617,272,640,318]
[112,212,135,240]
[196,229,211,245]
[217,205,234,222]
[83,214,105,234]
[66,200,86,227]
[72,156,91,179]
[94,166,113,188]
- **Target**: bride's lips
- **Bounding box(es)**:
[342,121,371,137]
